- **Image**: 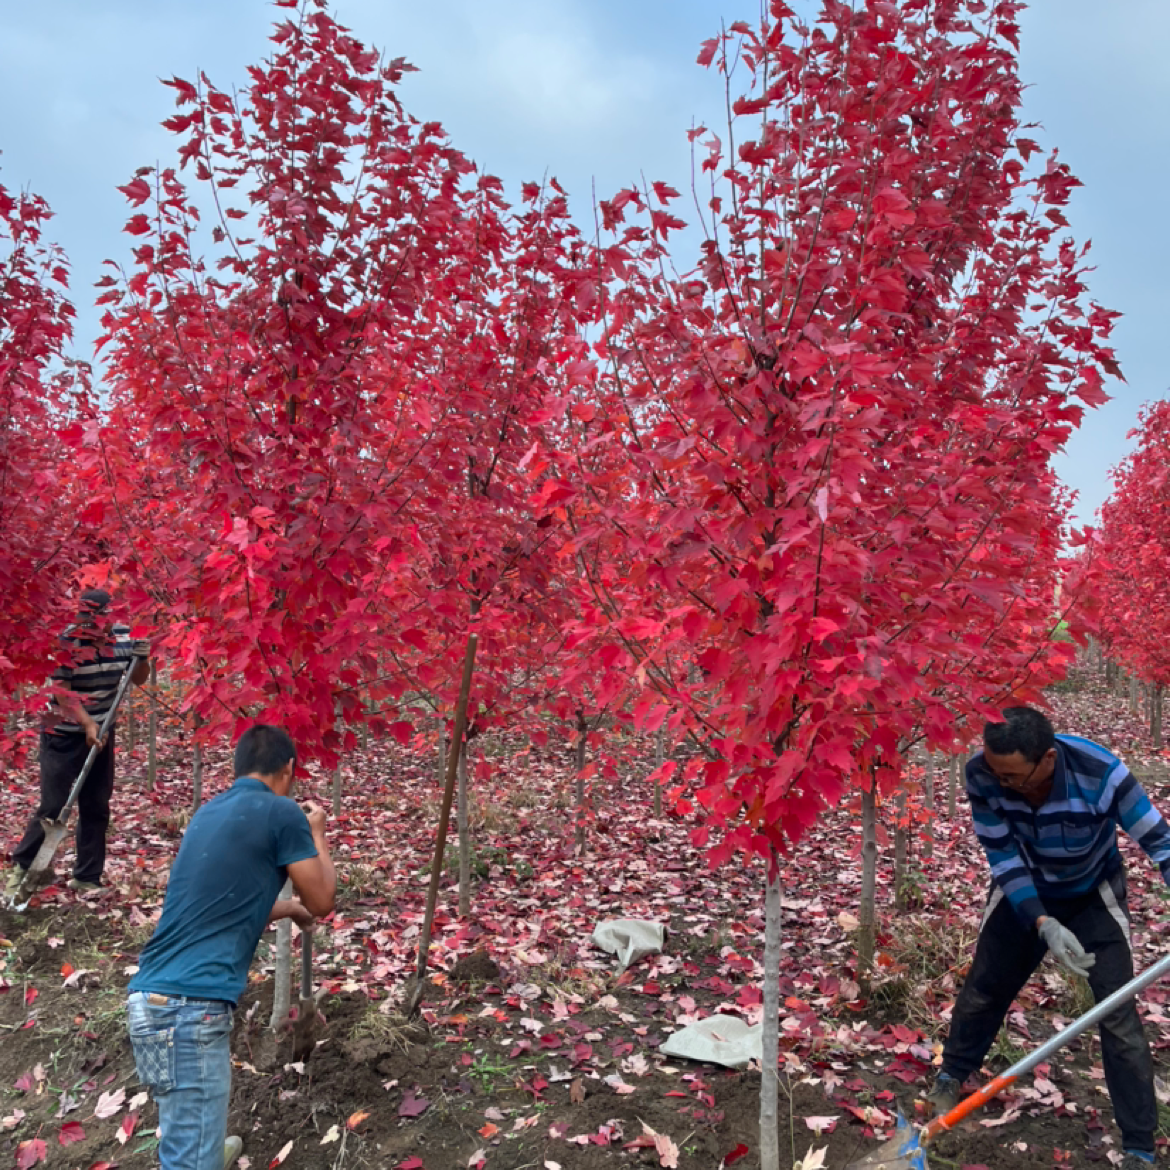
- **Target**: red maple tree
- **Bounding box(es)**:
[0,177,90,773]
[529,3,1116,1160]
[80,2,501,762]
[1095,400,1170,743]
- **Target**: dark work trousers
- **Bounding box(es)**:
[942,872,1155,1155]
[12,728,116,884]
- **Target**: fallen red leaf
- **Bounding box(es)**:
[16,1139,46,1169]
[58,1121,86,1146]
[398,1089,429,1118]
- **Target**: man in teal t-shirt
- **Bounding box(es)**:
[127,725,336,1170]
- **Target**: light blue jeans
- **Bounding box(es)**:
[127,991,233,1170]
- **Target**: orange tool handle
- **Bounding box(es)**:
[923,1073,1018,1140]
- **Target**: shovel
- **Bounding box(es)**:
[9,655,140,912]
[849,949,1170,1169]
[291,928,319,1061]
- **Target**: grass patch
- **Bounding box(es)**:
[886,913,977,987]
[986,1022,1028,1069]
[464,1049,516,1093]
[347,1000,421,1052]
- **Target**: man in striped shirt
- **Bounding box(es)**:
[7,589,151,892]
[925,707,1169,1168]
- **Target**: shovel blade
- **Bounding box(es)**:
[28,820,69,878]
[846,1114,928,1170]
[8,821,68,911]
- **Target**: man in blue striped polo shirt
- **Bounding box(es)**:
[7,588,151,892]
[926,707,1170,1168]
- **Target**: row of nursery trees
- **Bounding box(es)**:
[1095,401,1170,748]
[3,1,1158,1164]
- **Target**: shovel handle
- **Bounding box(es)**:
[57,653,141,824]
[300,929,313,1000]
[924,1072,1017,1139]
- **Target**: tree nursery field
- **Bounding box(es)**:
[5,0,1170,1167]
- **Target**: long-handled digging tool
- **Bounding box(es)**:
[292,927,319,1061]
[848,949,1170,1169]
[9,655,140,912]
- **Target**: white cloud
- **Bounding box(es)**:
[476,23,658,133]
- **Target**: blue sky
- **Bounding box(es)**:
[1,0,1164,527]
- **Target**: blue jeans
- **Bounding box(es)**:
[127,991,234,1170]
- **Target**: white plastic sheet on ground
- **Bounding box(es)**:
[659,1014,763,1069]
[590,919,666,969]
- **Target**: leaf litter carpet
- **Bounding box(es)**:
[0,669,1167,1167]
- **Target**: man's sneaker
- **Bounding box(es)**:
[66,878,101,893]
[923,1071,963,1116]
[224,1135,243,1168]
[1120,1153,1156,1169]
[4,867,28,895]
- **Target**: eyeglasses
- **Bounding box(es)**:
[988,759,1041,790]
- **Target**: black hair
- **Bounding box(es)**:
[983,706,1055,764]
[234,724,297,778]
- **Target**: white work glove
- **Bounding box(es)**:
[1038,917,1095,978]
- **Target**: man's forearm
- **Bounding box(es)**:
[57,693,95,730]
[268,899,304,925]
[314,833,337,899]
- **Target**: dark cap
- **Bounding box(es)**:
[80,588,112,613]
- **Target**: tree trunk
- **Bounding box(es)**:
[458,741,471,916]
[893,786,908,911]
[437,724,447,785]
[410,634,478,1017]
[1153,685,1164,751]
[759,856,782,1170]
[653,726,664,818]
[4,687,20,737]
[332,762,342,819]
[922,750,934,860]
[360,716,369,750]
[1130,674,1139,716]
[147,660,158,790]
[858,782,878,987]
[192,718,203,813]
[575,709,588,855]
[127,691,137,752]
[948,753,960,817]
[269,878,293,1030]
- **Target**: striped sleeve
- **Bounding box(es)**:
[49,626,136,732]
[966,762,1047,925]
[1111,767,1170,884]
